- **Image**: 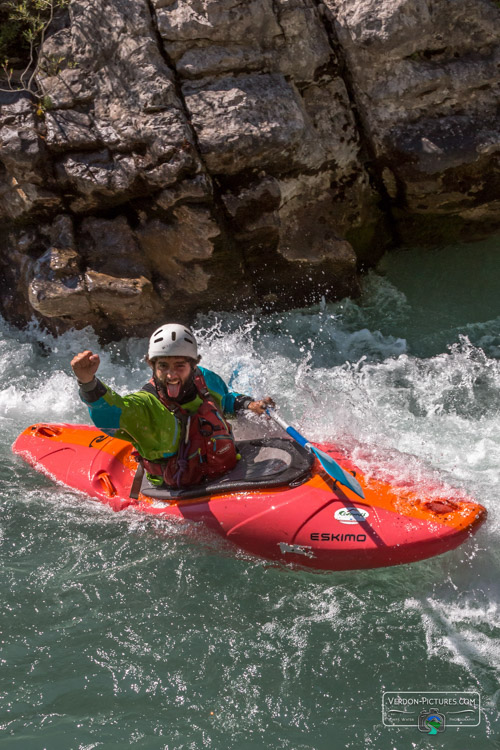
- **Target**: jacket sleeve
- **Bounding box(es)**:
[198,367,250,416]
[78,377,149,437]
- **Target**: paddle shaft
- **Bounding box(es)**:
[266,408,365,499]
[267,411,311,450]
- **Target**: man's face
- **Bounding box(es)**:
[152,356,193,399]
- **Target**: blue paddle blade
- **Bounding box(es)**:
[310,445,365,499]
[265,408,365,499]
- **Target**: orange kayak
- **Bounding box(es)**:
[12,423,486,571]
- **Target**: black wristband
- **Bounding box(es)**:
[78,377,98,392]
[78,377,107,403]
[234,395,253,412]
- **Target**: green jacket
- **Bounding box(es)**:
[79,366,246,462]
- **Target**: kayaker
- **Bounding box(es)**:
[71,323,274,488]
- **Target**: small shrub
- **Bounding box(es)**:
[1,0,70,94]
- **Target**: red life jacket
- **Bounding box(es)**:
[140,369,238,488]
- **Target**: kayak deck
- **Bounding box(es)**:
[12,423,487,571]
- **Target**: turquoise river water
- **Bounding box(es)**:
[1,236,500,749]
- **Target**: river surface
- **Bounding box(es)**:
[1,236,499,749]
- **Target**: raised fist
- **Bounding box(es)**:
[71,350,100,384]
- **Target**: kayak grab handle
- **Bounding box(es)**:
[94,471,117,497]
[34,425,63,438]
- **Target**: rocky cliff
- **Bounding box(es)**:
[0,0,498,337]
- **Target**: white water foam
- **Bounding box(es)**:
[2,272,499,512]
[2,250,500,748]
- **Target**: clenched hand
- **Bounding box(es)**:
[71,350,100,384]
[247,396,276,416]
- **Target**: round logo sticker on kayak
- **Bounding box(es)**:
[334,507,369,524]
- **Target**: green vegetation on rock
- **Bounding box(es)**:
[0,0,69,94]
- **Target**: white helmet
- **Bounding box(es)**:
[148,324,198,360]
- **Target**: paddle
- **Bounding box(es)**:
[266,408,365,499]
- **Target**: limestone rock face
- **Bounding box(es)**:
[325,0,500,241]
[0,0,498,336]
[18,214,164,329]
[155,0,376,308]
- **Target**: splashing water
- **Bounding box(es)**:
[1,236,500,749]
